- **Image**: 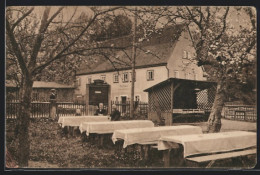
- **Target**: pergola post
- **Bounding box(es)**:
[171,81,174,112]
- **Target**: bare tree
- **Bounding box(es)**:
[138,6,256,132]
[6,6,123,167]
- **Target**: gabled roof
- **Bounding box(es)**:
[5,80,74,89]
[76,24,185,75]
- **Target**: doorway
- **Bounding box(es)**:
[121,96,127,113]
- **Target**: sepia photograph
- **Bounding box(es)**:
[5,5,257,169]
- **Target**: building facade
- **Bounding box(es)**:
[75,25,207,104]
[6,80,75,102]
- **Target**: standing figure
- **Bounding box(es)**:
[94,103,107,116]
[50,89,56,100]
[110,104,121,121]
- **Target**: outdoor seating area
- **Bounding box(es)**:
[57,115,257,168]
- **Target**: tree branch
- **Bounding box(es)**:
[11,7,34,32]
[32,7,121,75]
[185,6,202,30]
[6,18,29,77]
[215,7,229,41]
[28,7,64,71]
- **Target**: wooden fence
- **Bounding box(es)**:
[223,105,256,122]
[6,101,86,119]
[56,102,86,117]
[6,102,50,119]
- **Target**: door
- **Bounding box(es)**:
[121,96,127,114]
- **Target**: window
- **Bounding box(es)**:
[115,97,119,101]
[174,71,179,78]
[183,50,188,59]
[88,77,92,84]
[135,95,140,101]
[122,72,128,82]
[189,73,192,79]
[194,74,198,80]
[147,70,154,81]
[100,75,106,82]
[76,77,81,86]
[113,73,119,83]
[185,73,189,79]
[187,52,190,59]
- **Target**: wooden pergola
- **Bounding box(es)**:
[144,78,217,124]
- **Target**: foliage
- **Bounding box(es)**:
[136,6,256,103]
[90,14,132,41]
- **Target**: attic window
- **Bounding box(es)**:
[183,50,188,59]
[194,74,198,80]
[174,71,179,78]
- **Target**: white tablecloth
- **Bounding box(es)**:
[158,131,256,158]
[112,125,203,148]
[58,116,110,128]
[79,120,154,136]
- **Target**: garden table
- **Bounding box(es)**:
[157,131,256,167]
[79,120,154,136]
[112,125,203,148]
[58,115,111,128]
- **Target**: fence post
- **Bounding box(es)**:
[50,99,57,120]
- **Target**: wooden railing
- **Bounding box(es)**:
[223,105,256,122]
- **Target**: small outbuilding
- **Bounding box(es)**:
[144,78,217,124]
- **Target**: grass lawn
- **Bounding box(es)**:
[6,118,163,168]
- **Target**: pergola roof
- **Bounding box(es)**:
[144,78,217,92]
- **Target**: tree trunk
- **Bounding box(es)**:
[16,78,33,167]
[207,83,226,133]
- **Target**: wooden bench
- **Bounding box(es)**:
[186,148,256,168]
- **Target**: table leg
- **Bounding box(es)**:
[99,135,104,147]
[163,149,171,167]
[143,145,149,160]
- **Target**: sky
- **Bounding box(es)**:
[8,6,255,36]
